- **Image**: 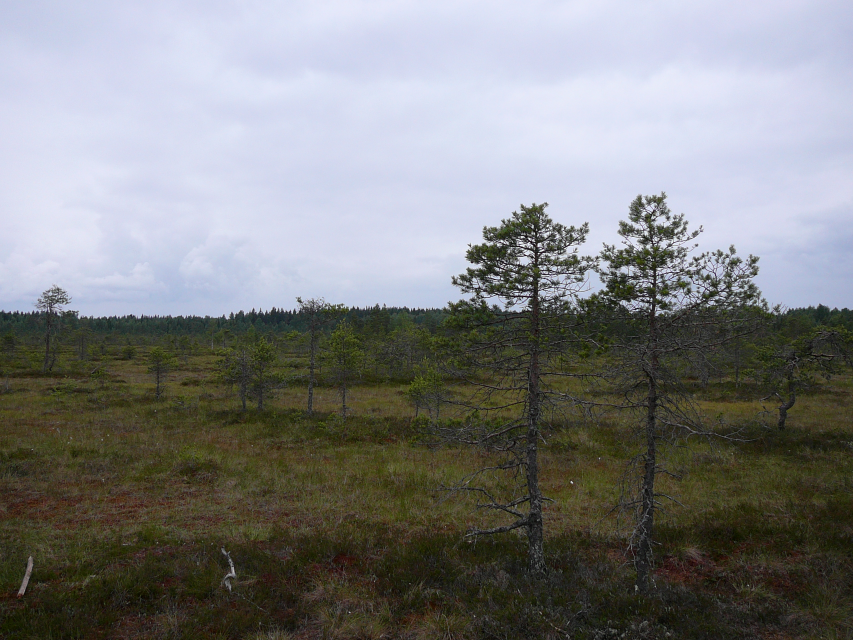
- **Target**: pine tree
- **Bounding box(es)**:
[596,193,762,592]
[446,202,593,576]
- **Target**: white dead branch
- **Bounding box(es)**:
[17,556,33,598]
[221,548,236,592]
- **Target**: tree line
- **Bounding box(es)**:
[0,305,445,338]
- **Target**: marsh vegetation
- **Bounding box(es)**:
[0,336,851,639]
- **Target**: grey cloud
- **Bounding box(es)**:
[0,1,851,315]
[756,205,853,308]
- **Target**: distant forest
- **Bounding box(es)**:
[0,304,446,340]
[0,303,850,340]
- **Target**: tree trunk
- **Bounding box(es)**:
[635,295,659,594]
[777,390,795,430]
[341,384,347,419]
[42,321,52,373]
[308,332,317,415]
[525,419,546,576]
[525,270,546,577]
[732,336,742,387]
[635,375,657,593]
[699,361,710,388]
[777,370,796,430]
[46,342,58,372]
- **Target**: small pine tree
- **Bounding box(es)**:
[325,320,364,419]
[148,347,176,400]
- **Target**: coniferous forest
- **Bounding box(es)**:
[2,197,852,639]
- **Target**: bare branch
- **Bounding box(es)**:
[221,548,236,592]
[17,556,33,598]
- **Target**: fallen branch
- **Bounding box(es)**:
[221,548,236,592]
[17,556,33,598]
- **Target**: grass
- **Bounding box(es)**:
[1,348,852,638]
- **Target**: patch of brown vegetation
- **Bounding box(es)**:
[656,551,717,586]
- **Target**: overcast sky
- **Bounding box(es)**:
[1,1,851,316]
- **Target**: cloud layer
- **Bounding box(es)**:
[1,1,851,315]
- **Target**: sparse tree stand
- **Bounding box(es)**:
[147,347,175,400]
[325,320,364,419]
[218,339,280,411]
[595,193,762,593]
[447,203,593,577]
[35,285,72,373]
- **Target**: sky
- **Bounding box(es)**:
[1,0,851,317]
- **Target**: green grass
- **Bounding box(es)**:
[1,348,851,638]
